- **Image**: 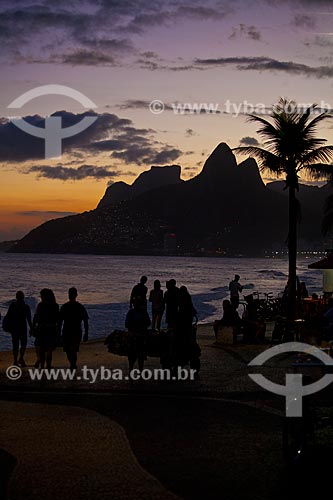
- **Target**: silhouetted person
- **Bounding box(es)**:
[59,287,89,369]
[306,301,319,323]
[213,299,241,337]
[304,301,321,344]
[323,298,333,340]
[149,280,164,331]
[175,286,197,367]
[229,274,243,309]
[300,282,309,299]
[33,288,59,369]
[282,279,290,300]
[6,291,32,367]
[130,276,148,309]
[163,279,180,329]
[242,294,265,343]
[125,296,151,374]
[281,278,292,314]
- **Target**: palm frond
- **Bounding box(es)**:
[246,114,279,140]
[232,146,282,174]
[297,104,317,129]
[235,98,333,187]
[302,163,333,180]
[301,146,333,167]
[303,112,333,137]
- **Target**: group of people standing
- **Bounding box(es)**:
[2,288,88,369]
[2,276,198,373]
[126,276,198,372]
[129,276,197,330]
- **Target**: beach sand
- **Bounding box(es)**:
[0,324,288,398]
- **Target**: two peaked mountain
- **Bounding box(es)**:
[9,143,328,255]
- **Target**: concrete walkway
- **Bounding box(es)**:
[1,325,333,500]
[0,401,178,500]
[0,325,291,401]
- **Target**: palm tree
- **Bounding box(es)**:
[234,98,333,320]
[322,194,333,240]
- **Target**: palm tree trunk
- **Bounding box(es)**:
[288,186,297,320]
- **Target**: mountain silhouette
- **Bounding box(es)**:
[122,143,288,253]
[98,165,182,208]
[9,143,329,255]
[0,240,17,252]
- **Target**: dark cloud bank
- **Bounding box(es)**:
[0,110,182,180]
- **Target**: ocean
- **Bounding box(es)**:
[0,253,323,351]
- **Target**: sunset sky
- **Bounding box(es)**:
[1,0,333,240]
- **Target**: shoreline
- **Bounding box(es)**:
[1,251,320,259]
